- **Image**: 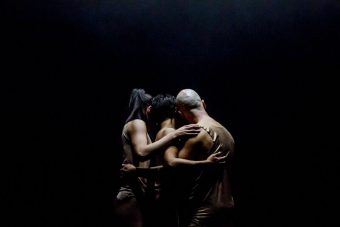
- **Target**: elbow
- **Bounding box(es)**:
[167,159,178,168]
[136,150,149,161]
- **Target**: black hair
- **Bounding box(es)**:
[125,88,152,123]
[150,94,176,125]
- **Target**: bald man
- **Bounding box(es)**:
[165,89,235,227]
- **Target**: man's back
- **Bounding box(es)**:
[177,117,235,227]
[178,116,234,207]
[175,88,235,226]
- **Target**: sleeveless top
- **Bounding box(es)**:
[117,122,152,200]
[182,124,235,210]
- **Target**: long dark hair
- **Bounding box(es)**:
[125,89,152,123]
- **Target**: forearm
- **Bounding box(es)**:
[135,165,163,178]
[138,132,176,158]
[167,157,212,168]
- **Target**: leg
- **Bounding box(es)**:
[113,193,143,227]
[188,207,234,227]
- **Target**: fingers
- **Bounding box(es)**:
[210,152,221,157]
[186,129,202,133]
[185,131,201,135]
[176,125,202,138]
[180,124,201,130]
[182,127,201,132]
[186,124,201,129]
[122,159,130,164]
[178,129,201,138]
[212,144,222,153]
[216,154,228,161]
[121,164,131,171]
[215,151,231,164]
[185,129,201,132]
[215,151,229,158]
[185,124,200,127]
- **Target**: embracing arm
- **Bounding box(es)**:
[163,134,226,168]
[122,139,214,178]
[120,163,163,178]
[129,119,200,160]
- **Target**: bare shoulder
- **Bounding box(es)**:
[163,127,175,135]
[155,127,175,140]
[184,129,213,149]
[127,119,146,128]
[178,129,212,159]
[126,119,147,135]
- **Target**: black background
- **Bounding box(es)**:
[2,0,339,226]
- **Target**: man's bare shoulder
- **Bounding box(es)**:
[183,129,213,149]
[178,129,213,159]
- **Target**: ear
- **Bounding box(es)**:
[146,105,152,114]
[202,100,207,109]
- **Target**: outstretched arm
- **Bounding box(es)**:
[163,130,227,168]
[120,164,163,178]
[121,149,226,178]
[164,145,226,168]
[129,119,201,160]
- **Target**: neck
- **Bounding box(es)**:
[188,109,209,124]
[160,118,175,129]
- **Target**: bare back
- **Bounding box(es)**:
[178,117,235,209]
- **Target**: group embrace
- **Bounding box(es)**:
[113,89,235,227]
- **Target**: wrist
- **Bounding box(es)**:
[172,131,178,140]
[171,131,182,144]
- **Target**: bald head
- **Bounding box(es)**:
[176,89,203,110]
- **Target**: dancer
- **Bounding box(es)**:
[167,89,235,227]
[113,89,201,227]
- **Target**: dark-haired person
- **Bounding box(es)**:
[113,89,201,227]
[152,94,227,227]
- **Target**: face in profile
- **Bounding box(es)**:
[142,93,152,118]
[174,108,186,128]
